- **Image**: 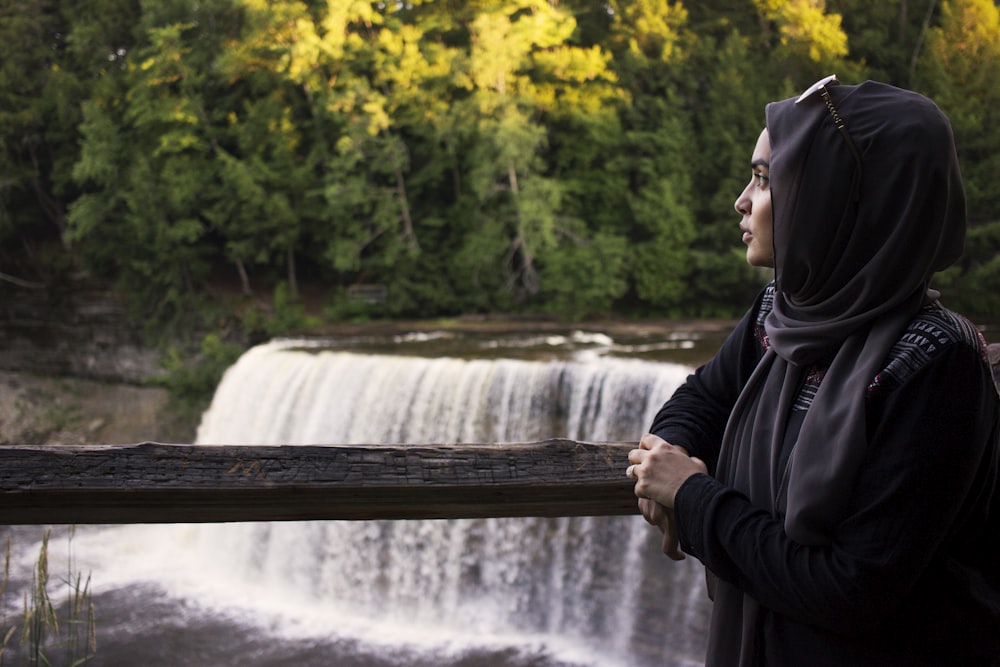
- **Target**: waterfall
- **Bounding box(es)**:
[53,340,713,666]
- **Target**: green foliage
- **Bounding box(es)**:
[753,0,848,65]
[0,0,85,285]
[915,0,1000,317]
[2,0,998,325]
[154,332,245,423]
[537,226,628,318]
[66,12,227,336]
[267,282,321,335]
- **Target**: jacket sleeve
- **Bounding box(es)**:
[672,342,1000,636]
[647,289,768,474]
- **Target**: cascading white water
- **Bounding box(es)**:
[198,340,686,445]
[36,340,713,666]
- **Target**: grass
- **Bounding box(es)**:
[1,528,96,666]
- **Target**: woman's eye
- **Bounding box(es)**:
[755,173,770,188]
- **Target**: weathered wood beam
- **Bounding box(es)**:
[6,346,999,526]
[0,440,639,524]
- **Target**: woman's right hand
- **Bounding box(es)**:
[638,498,685,561]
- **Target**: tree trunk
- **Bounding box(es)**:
[286,244,298,299]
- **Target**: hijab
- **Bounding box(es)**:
[707,80,966,666]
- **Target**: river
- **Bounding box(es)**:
[2,327,727,666]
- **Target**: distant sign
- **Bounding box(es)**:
[346,283,388,304]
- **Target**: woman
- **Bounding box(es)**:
[627,77,1000,666]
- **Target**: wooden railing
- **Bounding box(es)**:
[3,345,997,526]
[0,440,637,524]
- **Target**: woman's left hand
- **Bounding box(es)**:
[627,433,708,508]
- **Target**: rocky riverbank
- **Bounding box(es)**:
[0,281,196,445]
[0,370,195,445]
[1,279,162,384]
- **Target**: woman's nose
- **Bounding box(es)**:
[735,186,751,215]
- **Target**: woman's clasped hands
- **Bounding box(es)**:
[627,433,708,561]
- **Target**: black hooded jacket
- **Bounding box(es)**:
[649,80,1000,666]
[653,283,1000,665]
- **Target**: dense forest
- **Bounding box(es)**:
[2,0,1000,343]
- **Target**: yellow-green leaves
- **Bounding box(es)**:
[754,0,848,63]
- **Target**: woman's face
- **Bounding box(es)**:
[734,129,774,268]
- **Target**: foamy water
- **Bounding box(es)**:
[7,340,711,666]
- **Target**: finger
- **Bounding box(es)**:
[661,508,686,561]
[626,464,637,481]
[662,532,685,561]
[637,498,658,526]
[638,498,664,526]
[628,448,643,464]
[639,433,665,450]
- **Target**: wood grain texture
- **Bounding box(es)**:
[0,440,639,524]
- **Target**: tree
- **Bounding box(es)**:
[602,0,700,314]
[0,0,81,285]
[752,0,849,67]
[236,0,450,314]
[67,5,235,331]
[209,0,324,299]
[916,0,1000,315]
[445,2,572,307]
[10,0,999,326]
[534,7,630,317]
[678,26,784,315]
[830,0,936,85]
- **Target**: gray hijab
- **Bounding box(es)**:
[707,80,966,666]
